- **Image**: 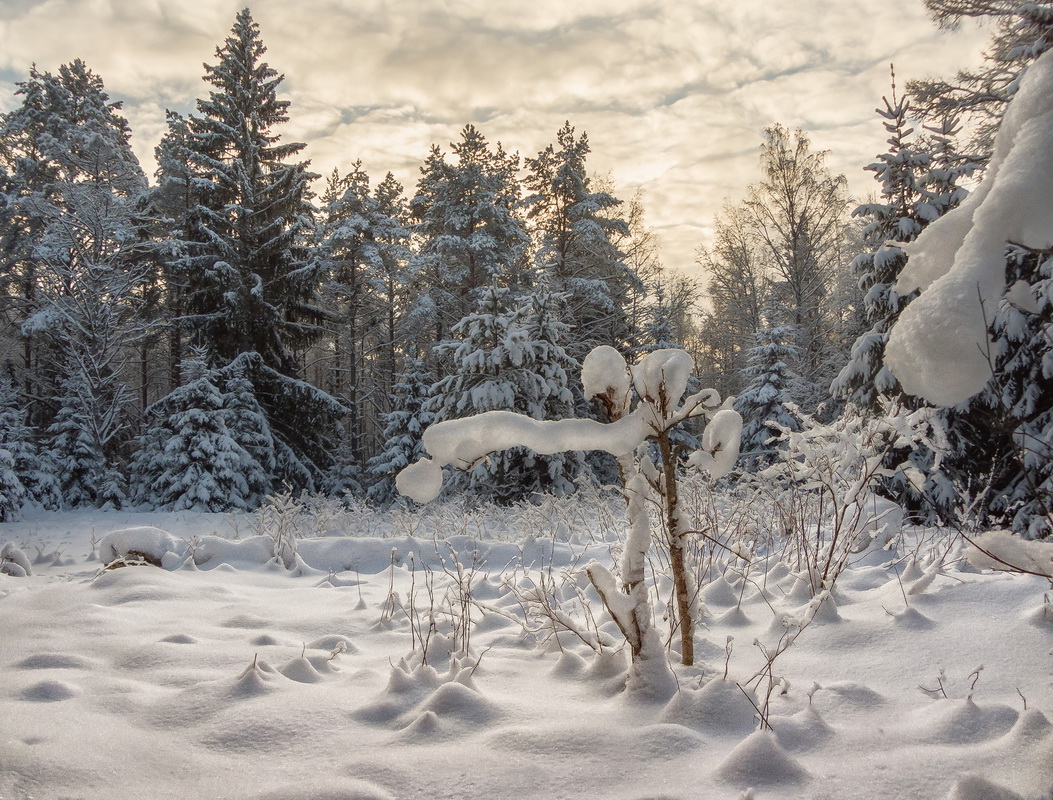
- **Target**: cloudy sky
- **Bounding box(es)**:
[0,0,990,272]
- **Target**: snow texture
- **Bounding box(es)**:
[1,507,1051,799]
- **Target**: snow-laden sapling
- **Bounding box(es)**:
[397,346,742,685]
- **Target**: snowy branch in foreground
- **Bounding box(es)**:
[884,48,1053,406]
[395,347,739,504]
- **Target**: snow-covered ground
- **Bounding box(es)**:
[2,501,1051,800]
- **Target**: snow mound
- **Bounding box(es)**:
[230,659,280,698]
[16,652,94,670]
[812,682,886,720]
[418,681,498,725]
[945,774,1024,800]
[1001,708,1051,745]
[701,575,741,607]
[913,699,1018,744]
[98,526,184,566]
[630,723,707,759]
[159,633,197,644]
[771,706,833,752]
[889,606,935,629]
[1,542,31,576]
[249,782,394,800]
[398,709,444,740]
[717,606,752,627]
[967,530,1053,578]
[551,649,588,678]
[20,679,81,701]
[307,634,357,654]
[280,657,324,683]
[716,730,809,785]
[660,679,757,736]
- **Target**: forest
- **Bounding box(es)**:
[0,2,1048,538]
[1,2,1053,799]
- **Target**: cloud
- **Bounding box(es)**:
[0,0,991,273]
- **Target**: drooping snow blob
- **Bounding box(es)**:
[885,49,1053,405]
[394,457,443,504]
[687,409,742,480]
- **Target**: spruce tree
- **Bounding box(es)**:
[429,285,581,503]
[833,77,976,408]
[160,8,344,491]
[734,327,801,470]
[409,124,529,354]
[130,352,259,512]
[949,247,1053,538]
[315,163,411,465]
[366,358,435,506]
[0,376,58,511]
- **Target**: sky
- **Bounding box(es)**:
[0,0,991,274]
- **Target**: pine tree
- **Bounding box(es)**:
[366,358,435,506]
[523,122,641,362]
[409,124,530,355]
[734,327,801,470]
[159,9,344,491]
[315,163,411,465]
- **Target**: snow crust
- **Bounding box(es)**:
[885,49,1053,405]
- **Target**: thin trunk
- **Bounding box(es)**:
[658,428,693,666]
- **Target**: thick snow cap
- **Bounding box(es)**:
[581,345,630,405]
[631,349,694,408]
[885,49,1053,406]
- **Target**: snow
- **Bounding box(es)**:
[629,347,693,408]
[581,344,631,406]
[688,409,743,480]
[885,49,1053,405]
[966,530,1053,577]
[1,504,1050,800]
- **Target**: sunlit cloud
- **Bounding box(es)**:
[0,0,990,272]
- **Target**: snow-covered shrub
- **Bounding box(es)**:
[398,345,742,687]
[760,403,946,594]
[97,526,184,568]
[0,542,32,576]
[250,489,304,569]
